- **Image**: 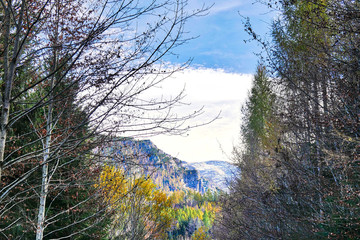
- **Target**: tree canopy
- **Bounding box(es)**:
[216,0,360,239]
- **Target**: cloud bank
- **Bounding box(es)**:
[150,67,253,163]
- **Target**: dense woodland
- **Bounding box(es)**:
[0,0,359,239]
[215,0,360,239]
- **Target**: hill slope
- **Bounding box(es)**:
[99,138,237,192]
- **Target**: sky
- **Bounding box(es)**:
[149,0,275,163]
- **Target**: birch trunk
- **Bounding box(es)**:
[35,118,52,240]
[0,4,11,184]
[0,0,25,183]
[35,58,56,240]
[36,6,59,235]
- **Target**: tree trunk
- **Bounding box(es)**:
[35,66,56,240]
[0,0,25,183]
[0,4,11,183]
[36,11,59,236]
[35,63,56,240]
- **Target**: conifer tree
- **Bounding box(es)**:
[216,0,360,239]
[0,0,207,238]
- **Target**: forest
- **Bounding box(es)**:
[0,0,359,239]
[215,0,360,239]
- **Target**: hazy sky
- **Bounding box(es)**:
[149,0,274,163]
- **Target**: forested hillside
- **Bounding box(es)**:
[215,0,360,239]
[95,163,220,239]
[96,138,226,239]
[98,138,235,193]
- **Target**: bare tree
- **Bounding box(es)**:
[0,0,209,238]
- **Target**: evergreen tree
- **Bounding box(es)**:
[0,0,208,239]
[216,1,360,239]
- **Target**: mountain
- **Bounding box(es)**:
[99,138,238,192]
[183,161,239,191]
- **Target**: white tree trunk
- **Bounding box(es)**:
[35,72,55,239]
[35,136,51,240]
[35,78,55,240]
[36,28,58,239]
[0,0,25,183]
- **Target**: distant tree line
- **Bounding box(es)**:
[215,0,360,239]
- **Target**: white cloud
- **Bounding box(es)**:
[187,0,271,17]
[210,1,245,15]
[149,67,252,101]
[149,67,253,163]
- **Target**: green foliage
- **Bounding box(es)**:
[0,60,106,238]
[217,0,360,239]
[244,64,279,151]
[1,0,210,239]
[168,189,220,239]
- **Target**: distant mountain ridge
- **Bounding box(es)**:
[183,160,239,191]
[99,138,238,192]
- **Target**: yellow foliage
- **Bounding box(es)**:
[95,165,175,239]
[171,190,185,204]
[191,226,211,240]
[94,165,128,205]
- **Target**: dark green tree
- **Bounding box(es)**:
[217,0,360,239]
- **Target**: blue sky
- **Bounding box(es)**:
[165,0,274,73]
[150,0,275,163]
